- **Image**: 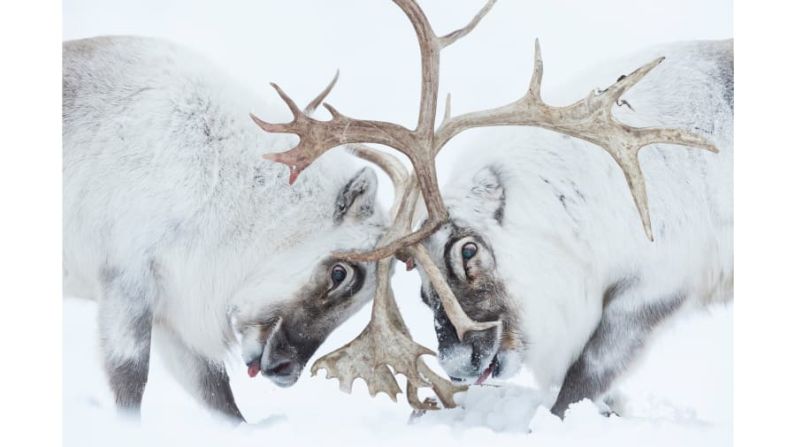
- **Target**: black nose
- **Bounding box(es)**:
[437,323,502,380]
[464,326,500,364]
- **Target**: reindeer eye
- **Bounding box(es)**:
[461,242,478,261]
[330,264,348,289]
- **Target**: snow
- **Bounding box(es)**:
[63,0,732,445]
[64,295,732,446]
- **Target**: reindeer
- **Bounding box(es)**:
[63,36,387,421]
[252,0,725,416]
[417,39,733,417]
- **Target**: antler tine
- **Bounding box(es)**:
[262,0,720,414]
[304,70,340,115]
[392,0,441,136]
[318,146,470,409]
[339,0,499,261]
[601,56,664,105]
[393,0,497,135]
[411,244,501,340]
[269,82,303,118]
[311,257,465,409]
[434,39,719,240]
[417,362,465,408]
[438,0,497,48]
[528,38,543,95]
[251,86,416,186]
[256,0,499,259]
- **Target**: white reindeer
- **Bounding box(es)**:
[237,0,729,414]
[63,36,386,421]
[417,39,733,416]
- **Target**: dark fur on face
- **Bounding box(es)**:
[242,257,374,387]
[238,166,382,387]
[420,221,524,381]
[274,259,366,363]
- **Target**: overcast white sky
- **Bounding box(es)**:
[63,0,732,118]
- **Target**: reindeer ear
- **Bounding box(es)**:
[467,166,506,225]
[334,167,378,223]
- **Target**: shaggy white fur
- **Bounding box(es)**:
[62,36,385,417]
[423,40,732,404]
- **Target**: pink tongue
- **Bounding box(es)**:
[474,364,493,385]
[247,362,261,378]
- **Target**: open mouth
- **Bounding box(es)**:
[247,358,299,385]
[242,317,283,378]
[446,352,502,385]
[247,357,295,378]
[474,356,499,385]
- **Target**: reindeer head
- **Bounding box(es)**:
[417,166,525,384]
[232,77,387,387]
[232,164,383,387]
[252,0,717,407]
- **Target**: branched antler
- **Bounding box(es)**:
[303,70,339,115]
[315,145,492,408]
[254,0,720,410]
[433,40,718,239]
[311,258,466,409]
[347,144,501,339]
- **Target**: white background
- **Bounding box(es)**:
[6,1,795,447]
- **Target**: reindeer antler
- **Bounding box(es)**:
[251,0,503,262]
[311,257,466,409]
[252,0,715,246]
[433,39,718,240]
[317,145,491,408]
[254,0,719,409]
[303,70,339,116]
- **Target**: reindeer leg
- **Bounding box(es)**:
[97,267,156,417]
[551,282,686,418]
[154,326,244,423]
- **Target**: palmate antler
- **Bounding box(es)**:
[309,145,487,409]
[252,0,719,409]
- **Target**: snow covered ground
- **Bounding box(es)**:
[64,290,731,446]
[63,1,732,445]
